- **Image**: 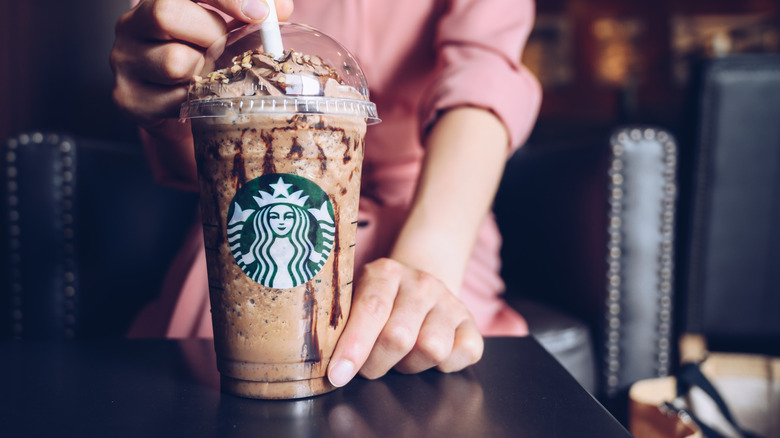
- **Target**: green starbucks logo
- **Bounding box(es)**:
[227,174,335,289]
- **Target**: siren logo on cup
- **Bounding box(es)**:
[227,174,335,289]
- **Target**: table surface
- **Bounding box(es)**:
[0,337,631,438]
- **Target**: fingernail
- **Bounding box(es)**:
[328,360,354,387]
[242,0,269,20]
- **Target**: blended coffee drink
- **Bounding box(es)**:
[180,23,379,399]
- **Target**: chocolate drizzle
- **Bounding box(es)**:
[206,139,224,245]
[286,138,304,159]
[342,135,352,164]
[232,133,247,188]
[261,131,277,174]
[315,143,327,174]
[329,196,342,329]
[302,284,321,363]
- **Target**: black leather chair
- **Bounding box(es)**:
[0,132,198,339]
[677,54,780,355]
[495,125,680,417]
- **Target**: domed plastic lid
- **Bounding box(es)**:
[180,22,379,124]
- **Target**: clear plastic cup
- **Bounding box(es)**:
[180,22,379,399]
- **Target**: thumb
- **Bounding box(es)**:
[273,0,295,22]
[198,0,294,23]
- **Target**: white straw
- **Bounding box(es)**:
[261,1,284,59]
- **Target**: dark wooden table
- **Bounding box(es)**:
[0,337,631,437]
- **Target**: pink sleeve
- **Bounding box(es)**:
[419,0,542,150]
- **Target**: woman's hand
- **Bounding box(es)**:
[327,107,511,386]
[327,258,484,386]
[110,0,294,127]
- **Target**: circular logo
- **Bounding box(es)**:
[227,174,335,289]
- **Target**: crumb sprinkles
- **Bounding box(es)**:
[195,49,340,86]
[188,47,367,102]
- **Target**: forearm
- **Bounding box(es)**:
[390,107,509,293]
[140,119,199,191]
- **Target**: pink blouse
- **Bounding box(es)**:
[129,0,541,338]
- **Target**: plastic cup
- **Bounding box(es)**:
[180,22,379,399]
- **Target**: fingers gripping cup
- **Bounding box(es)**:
[180,23,380,399]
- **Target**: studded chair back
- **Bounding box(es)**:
[603,128,678,397]
[1,132,198,339]
[496,126,679,406]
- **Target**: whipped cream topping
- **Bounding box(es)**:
[190,49,365,101]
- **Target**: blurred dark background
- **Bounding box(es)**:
[0,1,138,143]
[524,0,780,149]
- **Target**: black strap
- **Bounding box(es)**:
[676,362,763,438]
[664,401,739,438]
